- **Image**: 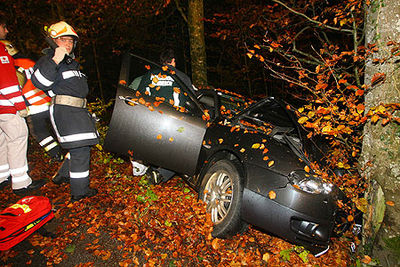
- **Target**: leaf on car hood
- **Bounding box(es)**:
[268,190,276,199]
[251,143,260,149]
[268,160,274,167]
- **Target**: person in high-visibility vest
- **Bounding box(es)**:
[0,14,45,194]
[0,40,64,163]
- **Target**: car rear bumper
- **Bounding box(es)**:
[241,187,336,256]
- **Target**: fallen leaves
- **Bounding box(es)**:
[1,136,353,267]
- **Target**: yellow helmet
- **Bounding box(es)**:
[0,40,19,56]
[47,21,78,39]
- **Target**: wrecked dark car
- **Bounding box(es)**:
[104,53,344,256]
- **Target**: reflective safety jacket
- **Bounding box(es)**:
[31,49,99,149]
[13,58,53,115]
[0,43,26,114]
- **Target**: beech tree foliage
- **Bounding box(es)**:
[205,0,400,264]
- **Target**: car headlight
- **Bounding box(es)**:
[289,171,333,194]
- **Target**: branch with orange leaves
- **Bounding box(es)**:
[365,103,400,125]
[271,0,354,34]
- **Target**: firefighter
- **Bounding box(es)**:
[0,40,64,162]
[0,28,45,194]
[31,21,98,202]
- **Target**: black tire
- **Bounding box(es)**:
[199,159,245,238]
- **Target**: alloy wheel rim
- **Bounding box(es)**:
[203,171,233,224]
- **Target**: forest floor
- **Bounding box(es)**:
[0,140,355,266]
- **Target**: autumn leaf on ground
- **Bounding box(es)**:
[262,252,270,262]
[240,148,245,153]
[361,255,372,264]
[211,238,220,250]
[218,138,223,144]
[119,80,126,85]
[156,134,162,140]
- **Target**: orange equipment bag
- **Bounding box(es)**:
[0,196,54,250]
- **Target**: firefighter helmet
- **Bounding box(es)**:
[0,40,19,56]
[47,21,78,39]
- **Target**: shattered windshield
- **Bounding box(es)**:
[217,90,252,118]
[237,98,307,161]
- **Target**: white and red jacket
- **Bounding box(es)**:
[0,43,26,114]
[13,57,53,115]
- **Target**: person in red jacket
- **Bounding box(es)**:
[0,42,45,194]
[0,40,63,162]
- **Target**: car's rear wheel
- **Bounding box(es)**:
[200,159,244,238]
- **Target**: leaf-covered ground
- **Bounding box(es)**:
[0,141,354,266]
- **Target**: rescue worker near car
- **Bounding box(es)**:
[0,16,45,194]
[137,48,192,108]
[135,48,197,184]
[0,40,63,162]
[31,21,98,202]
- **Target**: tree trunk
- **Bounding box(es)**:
[188,0,207,87]
[362,1,400,266]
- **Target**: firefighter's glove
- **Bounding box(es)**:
[52,47,68,65]
[18,108,29,118]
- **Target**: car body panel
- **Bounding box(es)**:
[104,86,207,175]
[104,54,207,175]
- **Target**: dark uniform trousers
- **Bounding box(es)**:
[57,146,90,196]
[26,110,62,159]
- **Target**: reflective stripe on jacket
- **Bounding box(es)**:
[0,43,26,114]
[14,58,51,114]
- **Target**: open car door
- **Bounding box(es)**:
[104,53,208,176]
